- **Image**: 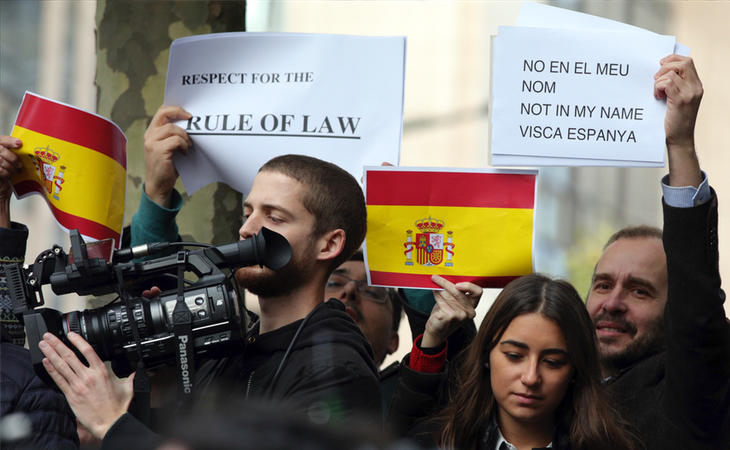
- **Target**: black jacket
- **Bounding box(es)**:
[0,223,79,449]
[1,341,79,449]
[102,299,381,449]
[607,194,730,449]
[195,298,381,420]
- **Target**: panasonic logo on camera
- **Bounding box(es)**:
[178,335,192,394]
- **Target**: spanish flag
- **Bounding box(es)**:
[364,167,537,289]
[10,92,127,247]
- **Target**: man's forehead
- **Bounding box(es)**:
[336,260,367,279]
[596,237,667,278]
[245,171,305,208]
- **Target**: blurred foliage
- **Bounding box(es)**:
[565,223,615,302]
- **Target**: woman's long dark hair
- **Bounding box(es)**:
[435,273,637,450]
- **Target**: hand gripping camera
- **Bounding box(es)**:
[5,228,291,391]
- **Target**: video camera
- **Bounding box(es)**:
[5,228,291,386]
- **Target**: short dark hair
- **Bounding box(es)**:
[603,225,662,250]
[260,155,366,271]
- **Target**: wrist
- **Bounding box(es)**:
[421,332,443,349]
[91,413,124,440]
[144,182,173,209]
[666,143,701,188]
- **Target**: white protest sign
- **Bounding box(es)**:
[164,32,406,194]
[490,26,675,166]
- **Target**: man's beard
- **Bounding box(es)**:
[234,242,313,298]
[595,312,665,374]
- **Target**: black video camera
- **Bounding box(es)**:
[5,228,291,383]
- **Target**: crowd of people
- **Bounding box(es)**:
[1,54,728,450]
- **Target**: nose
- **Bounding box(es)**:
[601,287,628,314]
[340,279,359,302]
[521,359,541,387]
[238,214,262,240]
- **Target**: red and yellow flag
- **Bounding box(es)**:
[364,168,537,289]
[10,92,127,247]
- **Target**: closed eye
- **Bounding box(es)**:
[543,358,568,369]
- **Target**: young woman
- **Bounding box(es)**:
[390,273,637,450]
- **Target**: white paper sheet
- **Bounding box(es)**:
[164,32,406,194]
[490,26,675,166]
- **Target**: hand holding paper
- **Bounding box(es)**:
[143,105,192,208]
[0,136,23,228]
[654,55,703,188]
[655,55,703,148]
[421,275,482,348]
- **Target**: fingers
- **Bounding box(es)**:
[653,55,703,101]
[0,136,22,149]
[39,333,88,376]
[145,123,192,154]
[149,105,192,128]
[144,106,193,155]
[42,357,72,393]
[142,286,162,298]
[67,332,105,368]
[0,138,24,180]
[432,275,481,310]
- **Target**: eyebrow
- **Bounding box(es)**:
[591,272,613,283]
[591,272,657,294]
[499,340,569,356]
[625,276,658,294]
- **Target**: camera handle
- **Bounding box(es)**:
[114,265,152,426]
[172,250,195,410]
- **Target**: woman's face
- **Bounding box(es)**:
[489,313,574,432]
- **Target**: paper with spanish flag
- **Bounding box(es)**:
[364,167,538,289]
[10,92,127,247]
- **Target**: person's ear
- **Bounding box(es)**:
[386,330,399,355]
[316,229,346,262]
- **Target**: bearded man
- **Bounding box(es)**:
[37,106,381,447]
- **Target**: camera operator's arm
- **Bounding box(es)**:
[39,332,134,440]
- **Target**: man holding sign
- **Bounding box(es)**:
[585,55,730,449]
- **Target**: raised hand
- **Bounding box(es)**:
[143,105,193,208]
[421,275,482,349]
[654,55,703,187]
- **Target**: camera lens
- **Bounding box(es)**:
[61,298,166,362]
